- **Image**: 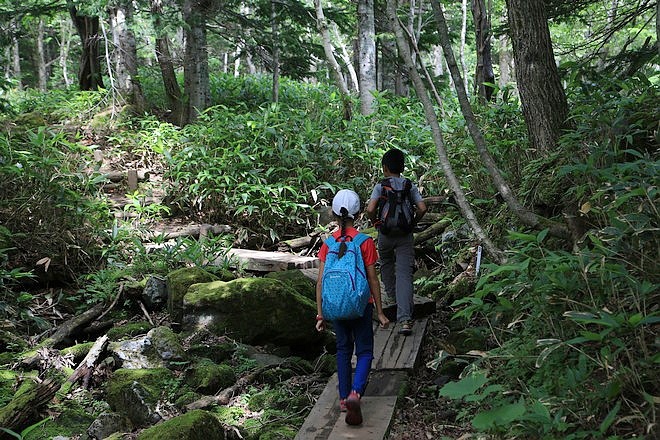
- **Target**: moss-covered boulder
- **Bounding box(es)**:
[105,368,175,427]
[60,341,95,364]
[147,326,186,362]
[167,267,220,326]
[182,278,323,350]
[265,269,315,301]
[136,409,224,440]
[185,358,236,394]
[22,399,96,440]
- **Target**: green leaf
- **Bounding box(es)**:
[598,401,621,434]
[472,400,526,430]
[439,372,488,399]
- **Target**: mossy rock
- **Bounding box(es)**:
[265,269,315,301]
[107,321,153,340]
[182,278,323,350]
[136,409,224,440]
[167,267,220,326]
[147,326,186,362]
[255,425,298,440]
[174,390,202,409]
[187,341,236,363]
[106,368,175,426]
[14,111,46,128]
[0,369,17,407]
[204,266,237,282]
[19,398,95,440]
[185,358,236,394]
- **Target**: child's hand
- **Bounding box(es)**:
[377,313,390,329]
[315,318,325,332]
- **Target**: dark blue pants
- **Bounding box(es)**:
[333,303,374,399]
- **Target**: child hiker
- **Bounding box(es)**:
[315,189,390,426]
[366,148,427,336]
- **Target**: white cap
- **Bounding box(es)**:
[332,189,361,219]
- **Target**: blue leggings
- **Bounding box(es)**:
[333,303,374,399]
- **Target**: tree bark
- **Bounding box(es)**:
[430,1,570,239]
[505,0,568,154]
[471,0,495,102]
[460,0,469,94]
[385,0,503,263]
[271,0,280,103]
[358,0,377,115]
[35,19,48,91]
[150,0,184,125]
[498,33,513,90]
[69,6,104,91]
[313,0,352,120]
[59,17,73,87]
[182,0,210,123]
[109,0,145,112]
[11,18,22,90]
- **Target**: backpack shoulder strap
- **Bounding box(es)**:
[351,232,370,247]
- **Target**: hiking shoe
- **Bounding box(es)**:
[339,398,347,412]
[345,390,363,425]
[399,320,413,336]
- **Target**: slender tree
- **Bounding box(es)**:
[357,0,377,115]
[471,0,495,101]
[385,0,503,262]
[313,0,353,119]
[271,0,280,103]
[505,0,569,154]
[150,0,183,124]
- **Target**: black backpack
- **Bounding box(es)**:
[377,178,415,236]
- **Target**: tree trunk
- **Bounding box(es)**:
[385,0,503,263]
[358,0,377,115]
[430,1,570,239]
[69,6,104,91]
[271,0,280,103]
[59,17,73,87]
[460,0,469,94]
[182,0,210,123]
[505,0,568,154]
[471,0,495,102]
[11,18,22,90]
[109,0,145,112]
[35,19,48,91]
[314,0,353,120]
[150,0,184,125]
[498,33,513,90]
[335,26,360,92]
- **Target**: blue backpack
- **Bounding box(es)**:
[321,233,371,321]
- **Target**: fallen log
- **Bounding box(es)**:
[0,378,60,434]
[67,335,109,389]
[414,218,451,245]
[21,302,106,367]
[102,170,149,183]
[145,224,232,241]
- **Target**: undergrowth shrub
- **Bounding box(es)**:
[436,76,659,439]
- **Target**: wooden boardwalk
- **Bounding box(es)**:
[296,313,431,440]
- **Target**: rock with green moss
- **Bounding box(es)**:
[107,321,153,341]
[255,425,298,440]
[21,399,95,440]
[0,369,17,407]
[182,278,323,350]
[147,326,186,362]
[105,368,175,427]
[174,390,202,409]
[265,269,315,301]
[136,409,224,440]
[167,267,220,326]
[185,358,236,394]
[187,340,235,364]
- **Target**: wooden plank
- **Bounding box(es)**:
[326,396,397,440]
[295,374,341,440]
[224,249,319,272]
[372,318,428,371]
[364,370,408,396]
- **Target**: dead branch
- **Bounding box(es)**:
[67,334,109,388]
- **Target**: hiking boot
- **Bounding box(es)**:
[339,398,347,412]
[399,320,413,336]
[345,390,363,425]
